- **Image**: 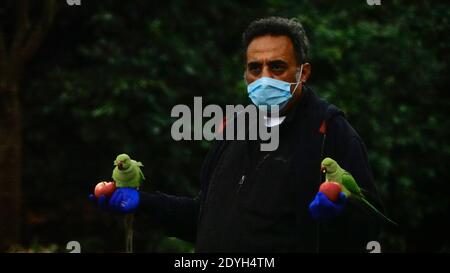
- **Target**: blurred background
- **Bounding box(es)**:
[0,0,448,252]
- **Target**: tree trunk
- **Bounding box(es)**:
[0,85,22,251]
[0,0,57,250]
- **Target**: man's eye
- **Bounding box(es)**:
[271,65,285,73]
[248,66,261,74]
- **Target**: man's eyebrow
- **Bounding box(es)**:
[247,61,262,66]
[267,60,288,66]
[247,60,288,66]
[246,61,262,69]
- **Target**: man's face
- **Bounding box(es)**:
[245,35,311,111]
[245,35,298,85]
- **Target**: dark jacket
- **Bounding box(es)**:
[140,86,383,252]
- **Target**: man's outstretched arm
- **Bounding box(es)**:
[138,191,199,243]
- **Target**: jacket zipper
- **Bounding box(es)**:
[236,175,246,194]
[236,153,270,194]
[256,153,270,171]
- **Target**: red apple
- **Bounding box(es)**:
[319,181,342,202]
[94,181,116,198]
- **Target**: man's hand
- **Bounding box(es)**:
[89,187,140,214]
[309,192,347,222]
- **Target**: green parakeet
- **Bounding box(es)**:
[112,153,145,188]
[112,153,145,253]
[321,157,397,226]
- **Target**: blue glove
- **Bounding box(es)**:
[309,192,347,222]
[89,187,140,214]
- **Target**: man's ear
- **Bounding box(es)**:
[300,63,311,84]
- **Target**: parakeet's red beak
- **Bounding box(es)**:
[320,165,326,173]
[118,161,124,170]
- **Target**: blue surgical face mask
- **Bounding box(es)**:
[247,65,303,112]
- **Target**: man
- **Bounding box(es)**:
[90,17,383,252]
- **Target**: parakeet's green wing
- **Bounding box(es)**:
[342,171,363,197]
[133,160,145,181]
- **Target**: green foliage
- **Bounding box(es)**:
[154,237,195,253]
[20,0,449,252]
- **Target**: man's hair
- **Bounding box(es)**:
[242,17,310,64]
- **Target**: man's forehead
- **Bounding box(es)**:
[246,35,294,63]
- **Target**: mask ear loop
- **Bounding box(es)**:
[291,64,304,96]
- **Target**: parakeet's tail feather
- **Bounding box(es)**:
[359,197,398,226]
[360,187,369,194]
